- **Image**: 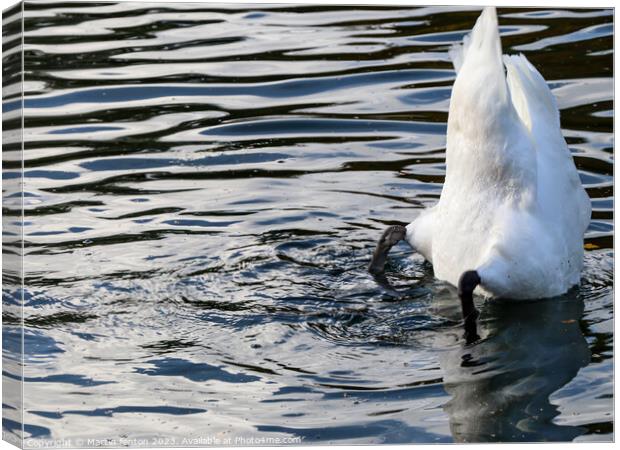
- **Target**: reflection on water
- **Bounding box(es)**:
[442,296,591,442]
[2,2,613,445]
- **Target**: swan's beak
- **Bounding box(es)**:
[368,225,407,274]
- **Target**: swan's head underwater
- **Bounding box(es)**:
[368,7,591,344]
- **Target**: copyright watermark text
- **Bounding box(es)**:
[22,434,304,448]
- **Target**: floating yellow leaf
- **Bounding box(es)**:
[584,243,599,250]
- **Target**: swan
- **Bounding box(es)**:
[368,7,591,342]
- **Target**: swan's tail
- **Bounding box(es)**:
[448,7,510,111]
[449,7,560,135]
[445,6,538,201]
[449,7,502,74]
[449,7,560,138]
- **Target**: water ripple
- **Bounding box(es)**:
[5,3,613,445]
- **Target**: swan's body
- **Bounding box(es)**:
[402,7,590,300]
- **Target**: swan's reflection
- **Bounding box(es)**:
[440,294,590,442]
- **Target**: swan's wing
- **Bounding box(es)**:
[503,54,591,234]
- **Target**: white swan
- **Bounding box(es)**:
[369,7,591,341]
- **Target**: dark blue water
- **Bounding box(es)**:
[2,2,613,445]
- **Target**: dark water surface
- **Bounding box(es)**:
[3,2,613,445]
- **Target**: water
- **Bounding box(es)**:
[2,2,613,445]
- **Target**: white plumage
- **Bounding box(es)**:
[404,7,591,299]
